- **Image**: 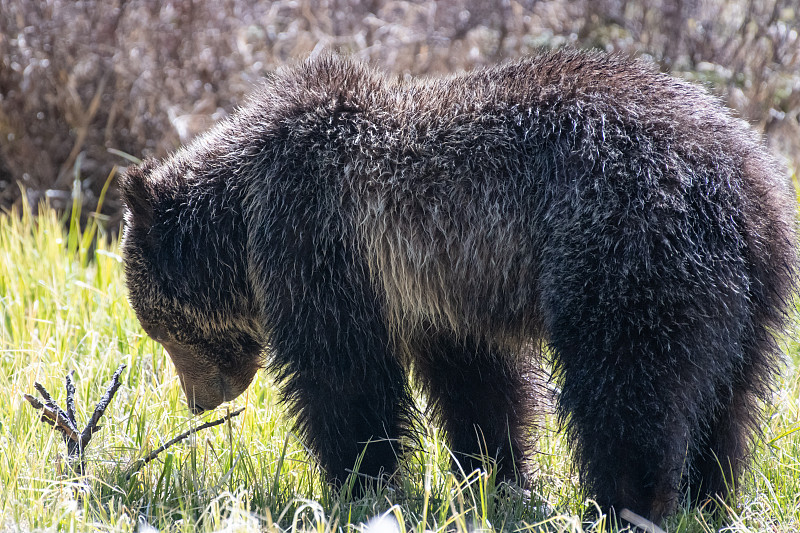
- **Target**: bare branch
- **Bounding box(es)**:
[81,364,126,447]
[126,407,245,479]
[64,371,78,428]
[33,382,78,434]
[25,365,127,476]
[24,393,82,443]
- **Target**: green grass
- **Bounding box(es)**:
[1,195,799,532]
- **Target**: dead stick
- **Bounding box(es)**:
[81,364,126,448]
[65,371,78,428]
[619,508,667,533]
[25,364,127,476]
[33,382,77,434]
[24,394,83,443]
[127,407,245,478]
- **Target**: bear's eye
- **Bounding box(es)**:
[143,323,168,343]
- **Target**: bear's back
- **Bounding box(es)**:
[227,51,788,339]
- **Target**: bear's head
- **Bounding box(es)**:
[120,159,264,413]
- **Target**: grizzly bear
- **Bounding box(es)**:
[121,50,797,522]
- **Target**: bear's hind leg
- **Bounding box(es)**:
[412,332,535,484]
[688,341,776,509]
[551,344,690,520]
[688,384,751,508]
[547,288,754,522]
[539,172,760,522]
[542,252,745,521]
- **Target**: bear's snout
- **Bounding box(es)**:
[160,341,253,414]
[178,371,227,414]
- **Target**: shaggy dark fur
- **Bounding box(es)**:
[121,50,797,522]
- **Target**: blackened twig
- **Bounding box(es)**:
[23,393,82,443]
[81,364,126,448]
[65,371,78,428]
[25,364,127,475]
[126,407,245,479]
[33,382,77,435]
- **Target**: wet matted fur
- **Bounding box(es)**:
[121,50,798,522]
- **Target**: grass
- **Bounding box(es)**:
[1,191,799,532]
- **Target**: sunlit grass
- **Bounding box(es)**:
[1,193,799,532]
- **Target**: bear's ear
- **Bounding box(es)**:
[120,161,155,227]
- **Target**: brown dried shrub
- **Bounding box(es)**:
[1,0,797,229]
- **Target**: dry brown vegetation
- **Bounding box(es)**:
[1,0,798,228]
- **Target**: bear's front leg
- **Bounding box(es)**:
[276,346,413,492]
[257,214,415,493]
[267,283,414,491]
